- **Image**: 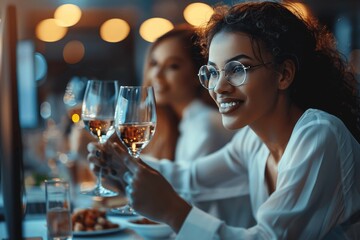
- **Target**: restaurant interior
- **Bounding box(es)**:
[0,0,359,239]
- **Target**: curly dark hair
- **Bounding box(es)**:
[198,1,360,142]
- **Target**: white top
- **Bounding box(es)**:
[175,99,235,163]
[146,109,360,239]
[177,100,254,227]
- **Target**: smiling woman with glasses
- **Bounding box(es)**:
[198,60,272,90]
[87,1,360,239]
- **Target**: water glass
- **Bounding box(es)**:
[45,179,72,240]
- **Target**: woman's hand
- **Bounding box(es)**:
[87,133,129,194]
[124,157,192,232]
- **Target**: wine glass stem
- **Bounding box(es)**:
[97,141,105,187]
[129,150,140,159]
[97,168,103,187]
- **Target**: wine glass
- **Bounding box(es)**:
[81,79,119,197]
[112,86,157,215]
[62,77,87,186]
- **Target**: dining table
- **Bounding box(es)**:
[0,214,131,240]
[0,186,176,240]
[0,214,177,240]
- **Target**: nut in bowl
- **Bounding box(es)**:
[71,208,121,235]
[126,218,174,239]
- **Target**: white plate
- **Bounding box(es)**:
[73,224,126,236]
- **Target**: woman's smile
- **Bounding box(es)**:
[218,100,243,114]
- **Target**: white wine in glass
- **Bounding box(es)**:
[117,122,156,158]
[81,79,119,197]
[113,86,157,215]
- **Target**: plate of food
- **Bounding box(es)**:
[125,217,174,239]
[71,208,126,236]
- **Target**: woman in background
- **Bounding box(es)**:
[141,24,234,161]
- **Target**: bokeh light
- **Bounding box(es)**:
[183,2,214,27]
[40,102,51,119]
[36,18,68,42]
[139,18,174,42]
[34,52,47,82]
[100,18,130,43]
[63,40,85,64]
[54,4,82,27]
[71,113,81,123]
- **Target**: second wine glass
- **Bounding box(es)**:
[81,79,119,197]
[112,86,157,215]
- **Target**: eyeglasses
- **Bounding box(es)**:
[198,61,271,90]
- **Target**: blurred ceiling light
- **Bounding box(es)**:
[71,113,80,123]
[100,18,130,43]
[286,2,309,20]
[36,18,68,42]
[183,2,214,27]
[139,18,174,43]
[63,40,85,64]
[54,4,82,27]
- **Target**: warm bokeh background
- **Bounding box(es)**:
[0,0,359,186]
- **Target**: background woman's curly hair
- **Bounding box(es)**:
[197,1,360,142]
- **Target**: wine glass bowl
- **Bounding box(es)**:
[117,122,155,158]
[113,86,157,214]
[81,80,119,197]
[82,118,115,144]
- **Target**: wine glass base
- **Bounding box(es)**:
[80,186,118,197]
[111,205,137,216]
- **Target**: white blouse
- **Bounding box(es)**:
[175,99,235,163]
[146,109,360,239]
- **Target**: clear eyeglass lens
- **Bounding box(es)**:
[198,61,247,89]
[224,61,246,86]
[198,65,214,89]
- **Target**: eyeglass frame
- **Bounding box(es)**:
[198,60,272,90]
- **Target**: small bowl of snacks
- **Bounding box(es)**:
[125,217,174,239]
[71,208,124,236]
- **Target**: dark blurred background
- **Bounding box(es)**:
[3,0,360,121]
[0,0,360,186]
[9,0,360,97]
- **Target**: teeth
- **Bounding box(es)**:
[219,102,238,108]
